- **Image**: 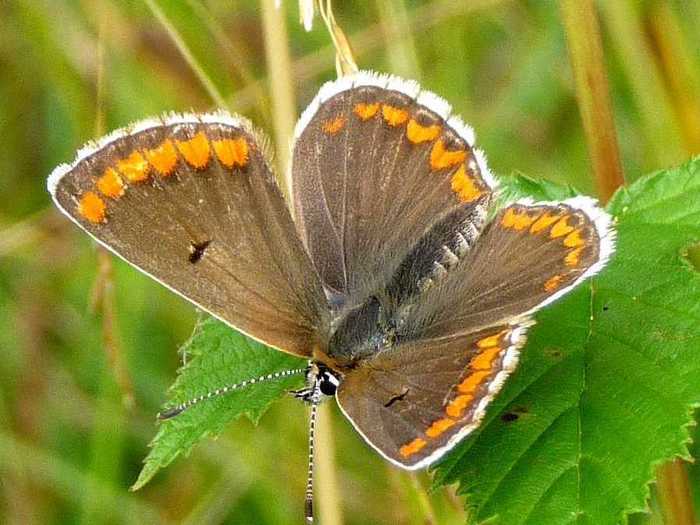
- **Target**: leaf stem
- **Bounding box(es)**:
[559,0,624,202]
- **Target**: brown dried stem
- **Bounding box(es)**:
[560,0,624,202]
[656,459,697,525]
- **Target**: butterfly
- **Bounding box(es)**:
[48,71,615,522]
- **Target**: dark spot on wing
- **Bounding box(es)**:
[189,239,212,263]
[384,388,409,408]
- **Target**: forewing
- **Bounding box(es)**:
[291,71,497,297]
[336,322,529,469]
[48,112,327,356]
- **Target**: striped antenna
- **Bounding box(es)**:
[305,398,320,524]
[157,367,307,420]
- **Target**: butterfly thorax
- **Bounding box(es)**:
[318,202,490,372]
[321,294,397,370]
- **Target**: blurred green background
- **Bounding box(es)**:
[1,0,699,524]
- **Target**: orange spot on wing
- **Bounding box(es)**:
[213,138,249,168]
[501,208,536,230]
[565,247,584,267]
[501,208,517,228]
[406,119,441,143]
[354,102,380,120]
[322,116,346,134]
[451,164,483,202]
[446,394,473,418]
[117,151,150,182]
[550,216,574,238]
[78,191,107,223]
[477,331,505,349]
[470,345,503,371]
[145,139,178,176]
[381,105,409,126]
[544,274,564,292]
[564,229,585,248]
[96,168,125,199]
[176,132,211,169]
[426,418,456,438]
[457,370,491,395]
[430,139,467,170]
[530,212,561,234]
[399,437,427,458]
[515,213,537,230]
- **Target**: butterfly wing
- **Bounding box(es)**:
[336,322,528,469]
[406,197,616,338]
[48,112,327,357]
[336,197,615,468]
[291,71,497,298]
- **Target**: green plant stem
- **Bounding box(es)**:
[408,473,437,525]
[376,0,420,80]
[261,0,297,200]
[656,460,697,525]
[317,404,343,525]
[559,0,624,203]
[143,0,228,110]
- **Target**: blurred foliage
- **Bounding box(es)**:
[1,0,699,524]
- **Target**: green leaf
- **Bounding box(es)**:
[495,171,579,205]
[434,159,700,524]
[132,316,306,490]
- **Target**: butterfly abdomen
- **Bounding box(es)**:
[387,199,488,304]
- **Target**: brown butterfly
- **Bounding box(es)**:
[48,71,615,523]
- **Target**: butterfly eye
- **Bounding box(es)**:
[319,371,339,396]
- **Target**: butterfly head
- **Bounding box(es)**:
[293,362,342,403]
